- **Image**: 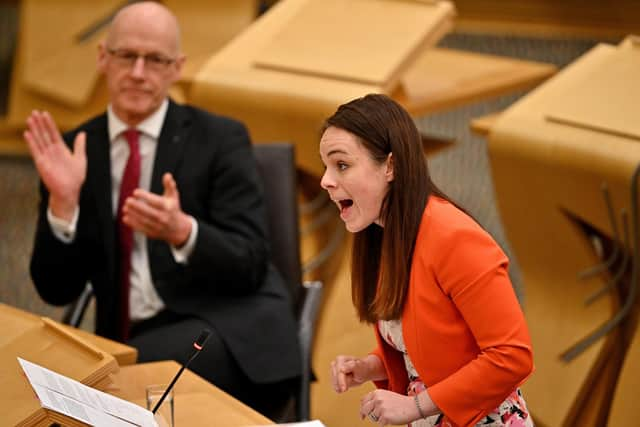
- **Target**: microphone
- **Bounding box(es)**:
[151,329,211,414]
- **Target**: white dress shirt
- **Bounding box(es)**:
[48,99,198,321]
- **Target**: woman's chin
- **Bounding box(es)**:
[344,221,367,233]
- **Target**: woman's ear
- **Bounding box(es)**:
[386,153,394,182]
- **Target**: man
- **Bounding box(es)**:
[25,2,300,418]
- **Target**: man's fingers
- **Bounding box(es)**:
[162,173,179,199]
[24,130,43,159]
[73,132,86,159]
[43,111,63,143]
[26,114,46,152]
[124,196,160,220]
[27,110,63,151]
[123,209,158,235]
[32,111,54,145]
[131,189,166,210]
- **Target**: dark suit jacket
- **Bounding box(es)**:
[30,100,301,384]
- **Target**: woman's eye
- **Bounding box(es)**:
[337,162,348,171]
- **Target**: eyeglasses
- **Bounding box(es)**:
[106,48,176,71]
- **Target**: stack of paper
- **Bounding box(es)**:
[19,358,157,427]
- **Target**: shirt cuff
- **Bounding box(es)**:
[170,216,198,264]
[47,206,79,243]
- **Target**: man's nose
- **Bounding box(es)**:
[130,56,146,77]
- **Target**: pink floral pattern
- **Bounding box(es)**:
[378,320,534,427]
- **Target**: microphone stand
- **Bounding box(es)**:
[151,329,211,414]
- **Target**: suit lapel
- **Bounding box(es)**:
[85,115,116,272]
[150,101,190,195]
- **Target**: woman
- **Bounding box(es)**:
[321,94,534,427]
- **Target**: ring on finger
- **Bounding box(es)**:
[368,412,379,422]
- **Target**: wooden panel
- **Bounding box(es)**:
[17,0,119,108]
[469,112,501,137]
[191,0,556,177]
[309,234,377,427]
[62,325,138,366]
[545,40,640,141]
[0,303,118,427]
[486,39,640,427]
[453,0,640,37]
[396,47,556,116]
[254,0,454,91]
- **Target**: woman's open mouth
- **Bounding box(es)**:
[338,199,353,217]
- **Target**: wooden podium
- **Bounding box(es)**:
[2,303,273,426]
[1,303,120,426]
[479,36,640,427]
[189,0,556,177]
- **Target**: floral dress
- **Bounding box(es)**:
[378,319,534,427]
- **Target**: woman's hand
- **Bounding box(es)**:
[330,354,385,393]
[359,390,421,426]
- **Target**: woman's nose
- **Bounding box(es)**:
[320,170,333,190]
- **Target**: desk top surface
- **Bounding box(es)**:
[108,361,274,427]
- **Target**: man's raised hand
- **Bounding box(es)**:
[24,110,86,221]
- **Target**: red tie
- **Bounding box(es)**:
[117,129,140,341]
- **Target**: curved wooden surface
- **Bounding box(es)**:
[607,313,640,426]
[486,39,640,426]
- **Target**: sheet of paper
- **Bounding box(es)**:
[33,384,138,427]
[251,421,327,427]
[19,357,157,427]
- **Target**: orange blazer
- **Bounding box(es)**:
[371,197,533,427]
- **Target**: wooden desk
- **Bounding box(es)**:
[482,38,640,427]
[2,303,269,426]
[65,325,138,366]
[190,0,555,177]
[108,361,273,427]
[1,303,119,427]
[0,303,137,366]
[394,47,556,117]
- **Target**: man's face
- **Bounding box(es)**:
[98,17,184,125]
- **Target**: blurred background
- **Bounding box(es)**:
[1,1,638,426]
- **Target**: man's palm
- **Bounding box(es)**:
[25,111,87,214]
[37,134,86,199]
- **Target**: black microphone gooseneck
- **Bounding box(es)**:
[151,329,211,414]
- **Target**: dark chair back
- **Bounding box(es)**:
[252,143,323,422]
[252,143,302,306]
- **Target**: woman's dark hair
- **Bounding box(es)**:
[322,94,451,323]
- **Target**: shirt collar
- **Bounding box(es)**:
[107,99,169,142]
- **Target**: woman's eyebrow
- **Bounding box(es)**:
[327,149,348,157]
